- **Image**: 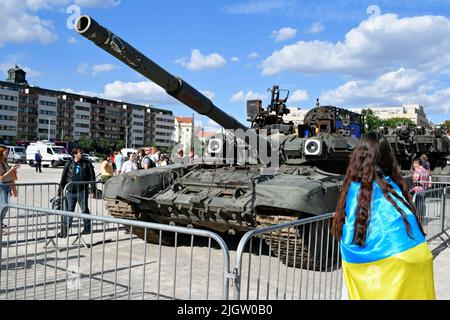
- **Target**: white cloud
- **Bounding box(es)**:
[74,0,120,8]
[308,21,324,34]
[0,2,57,47]
[271,27,297,42]
[224,0,291,15]
[248,52,259,59]
[25,0,120,11]
[176,49,226,71]
[76,63,117,76]
[231,57,240,63]
[290,90,309,103]
[76,63,89,75]
[201,90,215,101]
[65,81,216,106]
[320,68,450,114]
[261,13,450,78]
[0,0,120,47]
[92,63,116,75]
[67,37,77,44]
[230,90,267,102]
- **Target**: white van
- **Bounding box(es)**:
[6,146,27,164]
[26,141,72,168]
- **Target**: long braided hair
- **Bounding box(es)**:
[332,132,425,246]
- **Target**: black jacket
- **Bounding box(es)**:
[58,159,97,195]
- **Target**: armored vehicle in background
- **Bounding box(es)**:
[76,16,364,267]
[379,126,450,173]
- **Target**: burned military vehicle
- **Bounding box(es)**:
[379,125,450,173]
[75,16,363,267]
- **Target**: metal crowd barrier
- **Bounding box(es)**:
[4,181,447,301]
[62,181,106,217]
[413,180,450,191]
[0,204,231,300]
[232,214,342,300]
[8,183,59,209]
[414,187,449,242]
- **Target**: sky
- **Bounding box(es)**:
[1,0,450,130]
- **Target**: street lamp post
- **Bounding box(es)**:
[125,126,129,149]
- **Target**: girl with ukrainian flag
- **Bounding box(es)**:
[332,132,435,300]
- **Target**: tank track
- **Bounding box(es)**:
[105,198,173,245]
[256,215,335,271]
[105,199,336,270]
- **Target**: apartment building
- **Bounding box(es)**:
[348,105,430,127]
[282,105,431,127]
[0,66,175,149]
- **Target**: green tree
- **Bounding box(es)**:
[380,117,415,128]
[115,141,125,151]
[95,138,113,153]
[63,135,73,142]
[361,109,382,133]
[77,136,94,152]
[443,121,450,130]
[10,135,24,145]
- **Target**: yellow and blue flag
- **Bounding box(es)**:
[341,176,435,300]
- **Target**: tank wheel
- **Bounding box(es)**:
[104,198,175,246]
[51,161,58,168]
[257,215,339,271]
[29,160,35,167]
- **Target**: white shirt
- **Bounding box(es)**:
[121,160,138,174]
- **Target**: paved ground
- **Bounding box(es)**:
[1,163,449,300]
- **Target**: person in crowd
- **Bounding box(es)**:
[121,152,139,174]
[57,148,97,238]
[100,155,114,182]
[151,149,161,167]
[159,154,169,167]
[3,147,18,197]
[35,150,43,173]
[114,150,124,175]
[332,132,435,300]
[111,151,117,173]
[136,149,145,169]
[141,150,156,170]
[0,146,19,235]
[420,154,431,172]
[410,158,430,195]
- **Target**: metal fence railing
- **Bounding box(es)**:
[8,183,59,209]
[232,214,342,300]
[414,187,449,242]
[0,204,231,300]
[2,181,448,300]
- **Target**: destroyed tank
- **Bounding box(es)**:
[378,125,450,175]
[75,16,363,267]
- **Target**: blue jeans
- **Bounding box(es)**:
[62,191,91,231]
[0,184,10,227]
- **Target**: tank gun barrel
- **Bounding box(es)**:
[75,16,247,131]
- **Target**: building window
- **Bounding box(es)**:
[75,106,90,112]
[0,104,18,111]
[0,125,16,131]
[39,110,56,116]
[39,100,57,107]
[0,94,18,102]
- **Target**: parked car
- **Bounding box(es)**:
[5,146,27,164]
[89,153,100,163]
[82,153,93,163]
